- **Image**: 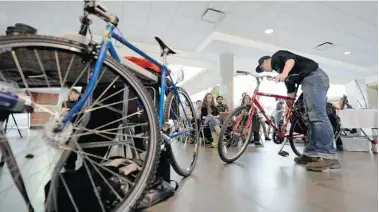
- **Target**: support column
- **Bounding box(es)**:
[219,53,234,110]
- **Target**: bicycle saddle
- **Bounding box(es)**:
[154,37,176,57]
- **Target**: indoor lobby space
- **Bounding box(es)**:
[0,1,378,212]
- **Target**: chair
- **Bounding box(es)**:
[199,120,212,145]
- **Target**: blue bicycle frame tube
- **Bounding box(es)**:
[157,67,167,128]
[112,32,167,128]
[108,41,120,62]
[112,33,164,70]
[62,24,115,125]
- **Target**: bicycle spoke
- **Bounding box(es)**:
[62,54,75,86]
[59,174,80,212]
[55,50,64,88]
[34,49,51,87]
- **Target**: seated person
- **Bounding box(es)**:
[216,95,229,112]
[200,93,221,148]
[241,94,261,145]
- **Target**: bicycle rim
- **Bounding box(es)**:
[164,87,199,177]
[218,105,252,163]
[289,116,307,156]
[0,35,160,212]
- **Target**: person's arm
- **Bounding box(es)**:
[272,50,297,82]
[280,59,295,81]
[201,107,206,119]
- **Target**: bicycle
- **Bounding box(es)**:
[217,70,307,163]
[0,0,198,211]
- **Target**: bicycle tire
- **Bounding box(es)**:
[0,35,160,211]
[289,116,307,156]
[217,105,253,163]
[164,87,199,177]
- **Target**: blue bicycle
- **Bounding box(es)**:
[0,1,199,211]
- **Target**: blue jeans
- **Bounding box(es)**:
[203,116,220,133]
[302,68,335,159]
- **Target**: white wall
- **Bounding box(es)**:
[345,80,369,108]
[367,87,378,109]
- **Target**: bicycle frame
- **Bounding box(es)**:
[235,89,297,139]
[63,23,190,138]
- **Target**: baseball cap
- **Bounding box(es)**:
[255,56,271,73]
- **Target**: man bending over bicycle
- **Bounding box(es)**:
[256,50,341,171]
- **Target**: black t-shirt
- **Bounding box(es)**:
[271,50,319,93]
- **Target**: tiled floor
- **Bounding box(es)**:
[149,143,378,212]
[1,129,377,212]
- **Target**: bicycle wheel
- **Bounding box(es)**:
[289,116,308,156]
[217,105,253,163]
[164,87,199,177]
[0,35,159,212]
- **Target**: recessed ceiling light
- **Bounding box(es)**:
[264,29,274,34]
[343,51,351,55]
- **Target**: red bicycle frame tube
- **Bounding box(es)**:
[236,89,296,138]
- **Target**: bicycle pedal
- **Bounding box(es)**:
[278,151,289,157]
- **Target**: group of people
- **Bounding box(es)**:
[194,91,286,148]
[196,49,341,172]
[194,94,229,148]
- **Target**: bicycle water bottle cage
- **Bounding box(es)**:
[6,23,37,36]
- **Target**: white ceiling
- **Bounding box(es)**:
[0,1,377,93]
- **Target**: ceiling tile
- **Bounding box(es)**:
[214,14,249,34]
[231,2,273,19]
[149,1,180,18]
[176,2,209,19]
[321,1,378,26]
[192,20,215,34]
[169,15,196,32]
[145,15,172,34]
[207,1,238,13]
[123,2,150,19]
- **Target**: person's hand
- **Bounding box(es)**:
[275,73,288,83]
[73,93,79,101]
[62,107,70,113]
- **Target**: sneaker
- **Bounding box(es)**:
[254,141,262,147]
[294,154,318,164]
[306,158,341,172]
[265,137,271,141]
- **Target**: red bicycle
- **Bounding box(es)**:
[217,70,308,163]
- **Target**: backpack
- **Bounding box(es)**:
[44,157,178,211]
[326,102,337,117]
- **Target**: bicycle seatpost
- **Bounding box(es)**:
[161,49,169,66]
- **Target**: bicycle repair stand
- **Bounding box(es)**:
[4,113,23,138]
[1,112,24,167]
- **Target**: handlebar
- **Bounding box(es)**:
[236,70,300,90]
[83,0,119,26]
